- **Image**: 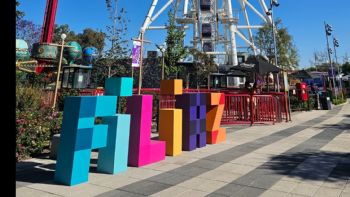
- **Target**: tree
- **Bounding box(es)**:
[76,28,106,55]
[309,50,328,68]
[16,1,25,21]
[16,19,41,50]
[89,0,130,86]
[53,24,106,55]
[189,48,217,88]
[255,19,299,70]
[342,62,350,75]
[164,10,188,79]
[52,24,78,43]
[343,53,349,64]
[103,0,130,77]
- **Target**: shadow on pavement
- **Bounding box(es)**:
[264,151,350,182]
[16,161,56,186]
[314,123,350,130]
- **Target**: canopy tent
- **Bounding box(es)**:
[230,56,280,75]
[226,69,247,77]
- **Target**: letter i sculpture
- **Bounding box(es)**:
[158,79,183,156]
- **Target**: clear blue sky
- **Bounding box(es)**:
[18,0,350,68]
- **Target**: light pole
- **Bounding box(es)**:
[324,22,337,101]
[156,43,166,80]
[333,37,342,97]
[267,0,280,92]
[52,33,66,109]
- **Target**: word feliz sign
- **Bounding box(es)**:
[54,78,226,186]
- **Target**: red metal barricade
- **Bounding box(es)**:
[222,94,278,125]
[263,92,291,122]
[159,95,176,109]
[222,94,251,124]
[251,95,276,125]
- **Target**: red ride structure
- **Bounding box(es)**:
[35,0,59,73]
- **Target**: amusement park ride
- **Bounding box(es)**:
[136,0,278,88]
[16,0,279,89]
[139,0,275,68]
[15,0,98,89]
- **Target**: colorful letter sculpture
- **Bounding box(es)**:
[54,77,133,186]
[206,93,226,144]
[176,93,207,151]
[158,79,183,156]
[126,95,166,167]
[159,79,183,95]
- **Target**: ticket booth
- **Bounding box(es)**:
[61,65,92,89]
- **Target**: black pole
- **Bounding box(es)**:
[324,21,337,101]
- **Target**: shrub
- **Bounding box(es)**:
[16,83,63,161]
[16,86,42,111]
[16,107,63,161]
[57,89,80,111]
[332,95,347,105]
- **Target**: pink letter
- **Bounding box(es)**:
[126,95,165,167]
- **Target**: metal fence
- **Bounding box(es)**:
[42,88,290,126]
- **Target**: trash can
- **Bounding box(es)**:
[320,95,332,110]
[326,96,332,110]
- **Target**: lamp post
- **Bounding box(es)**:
[267,0,280,92]
[156,43,166,80]
[324,22,337,101]
[52,33,66,109]
[333,37,342,97]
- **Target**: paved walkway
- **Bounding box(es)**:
[16,102,350,197]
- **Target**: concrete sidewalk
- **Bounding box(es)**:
[16,103,350,197]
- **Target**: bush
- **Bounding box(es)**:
[16,107,62,161]
[332,95,347,105]
[57,89,80,111]
[16,86,42,111]
[16,84,63,161]
[308,95,316,110]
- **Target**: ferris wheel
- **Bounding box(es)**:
[139,0,274,68]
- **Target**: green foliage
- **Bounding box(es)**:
[57,89,80,111]
[105,4,129,60]
[289,95,310,111]
[164,11,188,78]
[16,81,63,161]
[16,0,25,20]
[308,95,316,110]
[332,94,347,105]
[255,19,299,70]
[91,58,131,87]
[16,71,56,89]
[16,108,62,161]
[16,86,42,112]
[16,19,41,49]
[76,28,106,55]
[53,24,79,44]
[53,25,106,54]
[188,48,217,88]
[342,62,350,74]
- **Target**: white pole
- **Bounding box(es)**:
[52,34,66,109]
[258,0,272,23]
[184,0,189,15]
[245,0,268,22]
[238,0,256,55]
[151,0,175,23]
[140,0,158,38]
[227,0,238,66]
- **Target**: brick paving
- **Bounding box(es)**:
[16,102,350,197]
